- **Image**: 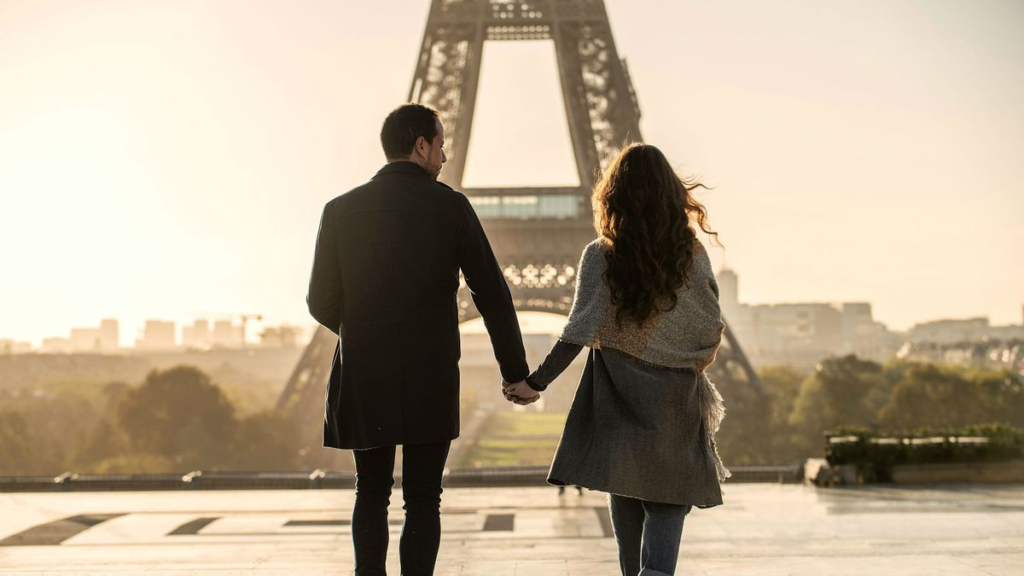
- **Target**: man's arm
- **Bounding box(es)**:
[455,194,530,384]
[306,202,343,335]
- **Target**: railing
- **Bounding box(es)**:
[0,464,803,492]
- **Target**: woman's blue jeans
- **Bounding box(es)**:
[608,493,693,576]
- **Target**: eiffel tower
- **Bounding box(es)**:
[278,0,764,470]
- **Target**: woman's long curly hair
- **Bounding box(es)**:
[592,143,720,327]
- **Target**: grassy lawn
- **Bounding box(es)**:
[461,412,568,467]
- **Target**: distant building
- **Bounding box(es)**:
[718,268,739,316]
[136,320,177,350]
[41,336,73,353]
[260,325,304,348]
[909,316,1024,345]
[989,324,1024,341]
[58,319,122,353]
[70,327,102,351]
[35,319,121,354]
[718,268,900,367]
[212,319,244,348]
[909,318,992,345]
[732,302,843,359]
[839,302,898,357]
[0,339,33,354]
[98,319,119,351]
[182,319,212,349]
[899,307,1024,373]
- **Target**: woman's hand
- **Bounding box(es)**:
[502,380,540,405]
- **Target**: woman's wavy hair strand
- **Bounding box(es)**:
[591,143,720,327]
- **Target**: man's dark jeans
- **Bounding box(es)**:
[352,441,451,576]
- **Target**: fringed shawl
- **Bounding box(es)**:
[559,238,731,484]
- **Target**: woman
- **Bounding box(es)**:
[503,143,729,576]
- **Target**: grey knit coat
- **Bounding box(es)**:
[547,238,729,507]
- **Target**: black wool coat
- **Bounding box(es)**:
[306,161,529,450]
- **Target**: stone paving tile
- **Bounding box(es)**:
[452,560,515,576]
[966,553,1024,576]
[2,485,1024,574]
[693,554,1011,576]
[512,561,569,575]
[566,561,629,576]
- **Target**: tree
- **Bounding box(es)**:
[0,411,33,474]
[0,387,102,474]
[228,411,301,470]
[715,390,772,466]
[114,366,236,470]
[970,368,1024,428]
[788,355,887,455]
[72,418,130,471]
[101,381,130,413]
[879,364,1024,431]
[715,365,811,465]
[759,365,807,463]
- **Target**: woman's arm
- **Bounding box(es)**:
[525,339,585,391]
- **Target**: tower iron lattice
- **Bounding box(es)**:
[278,0,764,469]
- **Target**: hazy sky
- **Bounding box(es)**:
[1,0,1022,346]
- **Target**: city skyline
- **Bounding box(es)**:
[2,316,307,352]
[5,278,1022,351]
[1,0,1022,345]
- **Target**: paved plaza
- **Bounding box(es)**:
[1,484,1023,575]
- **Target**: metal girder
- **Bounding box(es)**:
[409,0,642,190]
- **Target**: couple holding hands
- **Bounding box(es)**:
[307,103,728,576]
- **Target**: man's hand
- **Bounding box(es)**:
[502,380,540,405]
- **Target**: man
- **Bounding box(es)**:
[306,103,536,575]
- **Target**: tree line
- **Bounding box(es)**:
[0,366,299,475]
[716,355,1024,466]
[1,356,1021,475]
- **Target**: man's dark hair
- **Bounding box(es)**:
[380,103,440,161]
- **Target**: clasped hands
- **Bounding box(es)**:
[501,379,541,406]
